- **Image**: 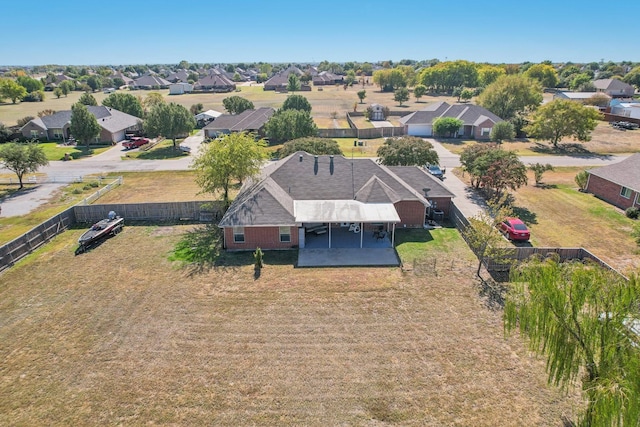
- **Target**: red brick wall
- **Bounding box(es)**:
[586,175,639,210]
[428,197,452,217]
[223,225,299,250]
[394,201,426,227]
[473,118,494,140]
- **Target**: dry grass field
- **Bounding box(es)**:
[0,225,582,426]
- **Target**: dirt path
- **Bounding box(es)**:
[0,183,66,217]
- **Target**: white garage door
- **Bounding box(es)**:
[407,125,432,136]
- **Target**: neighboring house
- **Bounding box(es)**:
[610,100,640,119]
[193,72,236,92]
[131,74,171,89]
[195,109,222,127]
[165,69,190,83]
[399,101,503,139]
[218,151,454,251]
[263,66,304,91]
[585,153,640,210]
[554,91,610,104]
[169,82,193,95]
[593,79,635,98]
[20,106,141,144]
[203,107,274,138]
[312,71,343,86]
[43,74,74,91]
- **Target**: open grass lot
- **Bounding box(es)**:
[38,142,113,161]
[440,122,640,156]
[0,225,581,426]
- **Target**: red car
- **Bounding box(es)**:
[499,217,530,242]
[123,137,149,149]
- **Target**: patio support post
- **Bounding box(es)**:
[328,222,331,248]
[392,223,396,246]
[360,222,363,248]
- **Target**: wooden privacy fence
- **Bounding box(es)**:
[0,208,76,273]
[0,201,222,272]
[74,201,223,223]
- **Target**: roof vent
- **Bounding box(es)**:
[314,155,318,175]
[299,154,303,162]
[329,155,334,175]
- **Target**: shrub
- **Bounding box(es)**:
[90,181,100,188]
[72,188,82,194]
[625,207,639,219]
[253,247,264,268]
[575,170,589,191]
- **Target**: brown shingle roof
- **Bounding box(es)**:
[588,153,640,192]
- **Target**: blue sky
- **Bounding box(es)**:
[2,0,638,66]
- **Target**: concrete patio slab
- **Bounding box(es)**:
[297,248,400,267]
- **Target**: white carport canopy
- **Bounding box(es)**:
[294,200,400,223]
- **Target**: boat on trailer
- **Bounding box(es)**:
[76,211,124,254]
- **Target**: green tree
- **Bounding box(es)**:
[287,73,301,92]
[505,258,640,427]
[345,69,357,86]
[0,78,27,103]
[222,95,254,115]
[372,68,406,92]
[490,121,515,144]
[70,103,101,147]
[79,92,97,106]
[357,90,366,104]
[144,92,165,111]
[192,132,267,208]
[376,136,438,166]
[477,75,543,120]
[276,137,343,158]
[432,117,463,137]
[393,87,409,106]
[623,66,640,90]
[281,94,312,113]
[0,142,49,189]
[523,63,559,88]
[144,102,196,149]
[53,87,63,98]
[16,76,44,93]
[0,123,13,143]
[190,103,204,115]
[418,60,479,92]
[265,109,317,143]
[524,99,602,148]
[460,144,527,196]
[477,64,506,87]
[461,197,513,278]
[570,73,593,91]
[413,84,426,102]
[575,170,589,191]
[460,88,474,102]
[86,75,102,92]
[103,92,144,118]
[529,162,554,185]
[59,80,75,96]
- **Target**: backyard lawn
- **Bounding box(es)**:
[0,224,582,426]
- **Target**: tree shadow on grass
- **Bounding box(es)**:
[530,142,612,159]
[475,276,508,310]
[169,224,296,276]
[512,205,538,225]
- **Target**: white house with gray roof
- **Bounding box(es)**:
[20,106,141,144]
[399,102,503,139]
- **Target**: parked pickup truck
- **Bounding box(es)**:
[123,137,149,149]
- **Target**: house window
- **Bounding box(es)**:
[621,187,632,199]
[233,227,245,243]
[279,226,291,243]
[30,130,39,138]
[481,128,491,137]
[53,129,63,139]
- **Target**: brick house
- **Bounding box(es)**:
[399,101,503,139]
[585,153,640,210]
[218,151,454,251]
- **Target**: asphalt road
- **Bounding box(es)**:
[0,132,629,218]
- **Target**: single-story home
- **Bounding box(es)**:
[20,106,141,144]
[263,66,304,91]
[585,153,640,210]
[218,151,455,251]
[203,107,275,138]
[312,71,343,86]
[193,73,236,92]
[554,91,611,105]
[165,69,190,83]
[131,75,171,90]
[593,79,635,98]
[399,102,503,139]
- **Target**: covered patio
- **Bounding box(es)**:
[295,200,401,267]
